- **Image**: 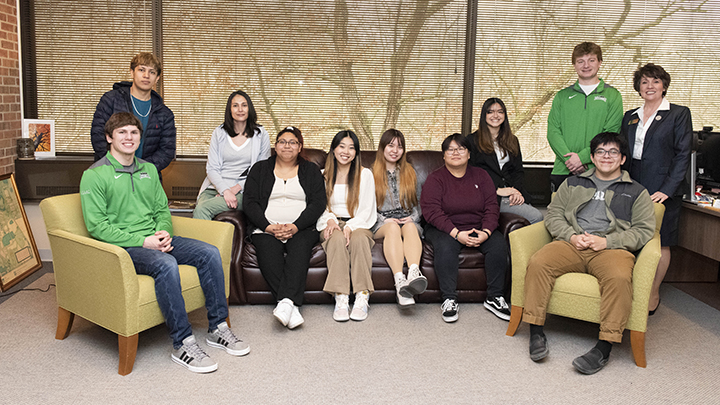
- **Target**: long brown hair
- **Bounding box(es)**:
[372,129,417,210]
[475,97,519,158]
[324,130,363,216]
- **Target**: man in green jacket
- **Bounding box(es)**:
[523,132,655,375]
[547,42,623,191]
[80,112,249,373]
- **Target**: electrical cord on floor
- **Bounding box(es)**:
[0,283,56,298]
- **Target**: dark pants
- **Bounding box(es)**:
[424,224,508,300]
[251,228,319,306]
[550,174,570,192]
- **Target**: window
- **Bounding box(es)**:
[28,0,720,159]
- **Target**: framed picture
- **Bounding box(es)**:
[22,119,55,158]
[0,173,42,291]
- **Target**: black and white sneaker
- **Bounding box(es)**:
[441,298,459,323]
[171,335,218,373]
[484,296,511,321]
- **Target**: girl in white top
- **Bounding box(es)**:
[193,90,270,220]
[317,130,376,322]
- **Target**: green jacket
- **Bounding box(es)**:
[547,79,623,175]
[545,168,655,252]
[80,152,173,247]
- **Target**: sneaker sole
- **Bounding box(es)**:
[442,313,458,323]
[400,277,428,297]
[206,339,251,356]
[333,312,350,322]
[288,317,304,329]
[172,354,218,373]
[398,298,415,307]
[350,311,368,321]
[484,302,511,321]
[273,310,290,326]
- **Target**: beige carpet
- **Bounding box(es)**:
[2,273,718,404]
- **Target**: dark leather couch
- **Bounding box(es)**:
[216,148,530,305]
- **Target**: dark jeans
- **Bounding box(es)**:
[125,236,228,349]
[424,224,508,300]
[251,228,319,306]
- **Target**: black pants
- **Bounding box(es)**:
[251,228,318,306]
[550,174,570,192]
[424,224,508,300]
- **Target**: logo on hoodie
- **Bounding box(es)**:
[139,172,150,179]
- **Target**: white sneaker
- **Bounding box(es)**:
[404,264,428,297]
[273,298,293,326]
[333,294,350,322]
[288,305,304,329]
[394,272,415,307]
[350,291,370,321]
[441,298,459,323]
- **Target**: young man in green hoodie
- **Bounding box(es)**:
[547,42,623,191]
[523,132,655,375]
[80,112,249,373]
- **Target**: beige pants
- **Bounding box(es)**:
[320,220,375,295]
[522,241,636,343]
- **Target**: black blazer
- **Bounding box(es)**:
[466,131,532,204]
[242,155,327,233]
[620,103,692,197]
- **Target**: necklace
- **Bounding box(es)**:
[131,96,151,118]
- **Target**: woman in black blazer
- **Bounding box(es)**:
[620,64,692,315]
[467,97,543,224]
[243,126,326,329]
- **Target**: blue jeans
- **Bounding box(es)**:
[125,236,228,349]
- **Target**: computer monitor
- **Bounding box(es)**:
[696,127,720,190]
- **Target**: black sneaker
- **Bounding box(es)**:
[484,296,511,321]
[572,347,609,375]
[441,298,459,323]
[529,333,549,362]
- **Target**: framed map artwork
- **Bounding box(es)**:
[22,119,55,158]
[0,173,42,291]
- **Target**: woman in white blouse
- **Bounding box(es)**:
[193,90,270,220]
[317,130,376,322]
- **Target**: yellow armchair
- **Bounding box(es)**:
[505,203,664,368]
[40,193,234,375]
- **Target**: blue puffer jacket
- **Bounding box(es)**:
[91,81,176,173]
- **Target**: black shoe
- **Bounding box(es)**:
[484,296,511,321]
[572,348,609,375]
[649,298,661,316]
[529,333,549,362]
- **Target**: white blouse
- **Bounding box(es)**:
[631,98,670,160]
[316,167,376,231]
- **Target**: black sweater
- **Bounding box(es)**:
[466,132,532,204]
[242,155,326,233]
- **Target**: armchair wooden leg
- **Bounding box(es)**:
[118,334,139,376]
[630,330,647,368]
[55,307,75,340]
[226,298,231,328]
[506,305,523,336]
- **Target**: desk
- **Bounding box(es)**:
[666,203,720,282]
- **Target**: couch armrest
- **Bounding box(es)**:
[212,211,248,303]
[46,229,142,336]
[498,212,531,236]
[172,216,235,297]
[508,221,552,307]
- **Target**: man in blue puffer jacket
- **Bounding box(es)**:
[91,52,176,176]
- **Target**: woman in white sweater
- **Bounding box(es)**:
[317,130,376,322]
[193,90,270,220]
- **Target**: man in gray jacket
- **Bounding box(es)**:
[523,132,655,374]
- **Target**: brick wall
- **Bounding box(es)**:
[0,0,19,175]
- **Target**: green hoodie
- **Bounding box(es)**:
[547,79,623,175]
[80,152,172,247]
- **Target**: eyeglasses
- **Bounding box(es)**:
[276,140,300,146]
[445,147,467,155]
[593,148,620,157]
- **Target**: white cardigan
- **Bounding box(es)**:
[316,167,376,232]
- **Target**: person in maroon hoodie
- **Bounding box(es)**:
[421,133,510,323]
